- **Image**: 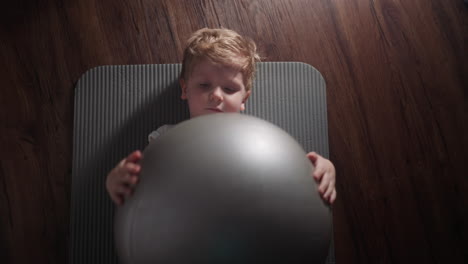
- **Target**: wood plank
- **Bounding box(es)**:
[0,0,467,263]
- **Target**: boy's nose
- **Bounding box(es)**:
[209,87,224,103]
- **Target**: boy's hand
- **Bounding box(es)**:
[106,150,143,205]
[307,152,337,205]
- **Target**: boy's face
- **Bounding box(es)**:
[180,59,251,118]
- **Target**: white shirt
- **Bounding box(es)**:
[147,124,174,143]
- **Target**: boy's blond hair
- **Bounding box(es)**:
[180,28,260,91]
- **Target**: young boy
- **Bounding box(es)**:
[106,28,337,206]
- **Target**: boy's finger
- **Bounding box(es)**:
[126,150,143,163]
[313,168,325,181]
[117,158,127,168]
[124,163,141,174]
[119,173,133,185]
[317,177,329,194]
[329,189,337,204]
[323,181,335,199]
[312,162,326,180]
[120,187,132,199]
[110,193,123,205]
[115,185,132,197]
[121,174,139,186]
[306,152,319,164]
[130,175,139,185]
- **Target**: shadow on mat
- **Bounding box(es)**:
[70,79,189,264]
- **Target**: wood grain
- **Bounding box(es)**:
[1,0,467,263]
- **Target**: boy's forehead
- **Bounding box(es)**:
[193,59,222,71]
[191,59,243,79]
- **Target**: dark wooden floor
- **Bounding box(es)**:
[1,0,467,263]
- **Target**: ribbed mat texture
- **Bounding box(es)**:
[71,62,334,263]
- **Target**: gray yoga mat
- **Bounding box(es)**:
[70,62,334,263]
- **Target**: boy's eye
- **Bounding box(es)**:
[223,87,237,93]
[199,83,210,88]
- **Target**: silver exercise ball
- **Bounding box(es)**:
[115,113,331,264]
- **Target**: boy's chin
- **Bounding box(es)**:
[190,109,243,118]
[192,110,224,118]
[191,112,219,119]
[203,111,224,117]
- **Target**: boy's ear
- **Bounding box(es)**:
[180,78,187,100]
[240,90,251,111]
